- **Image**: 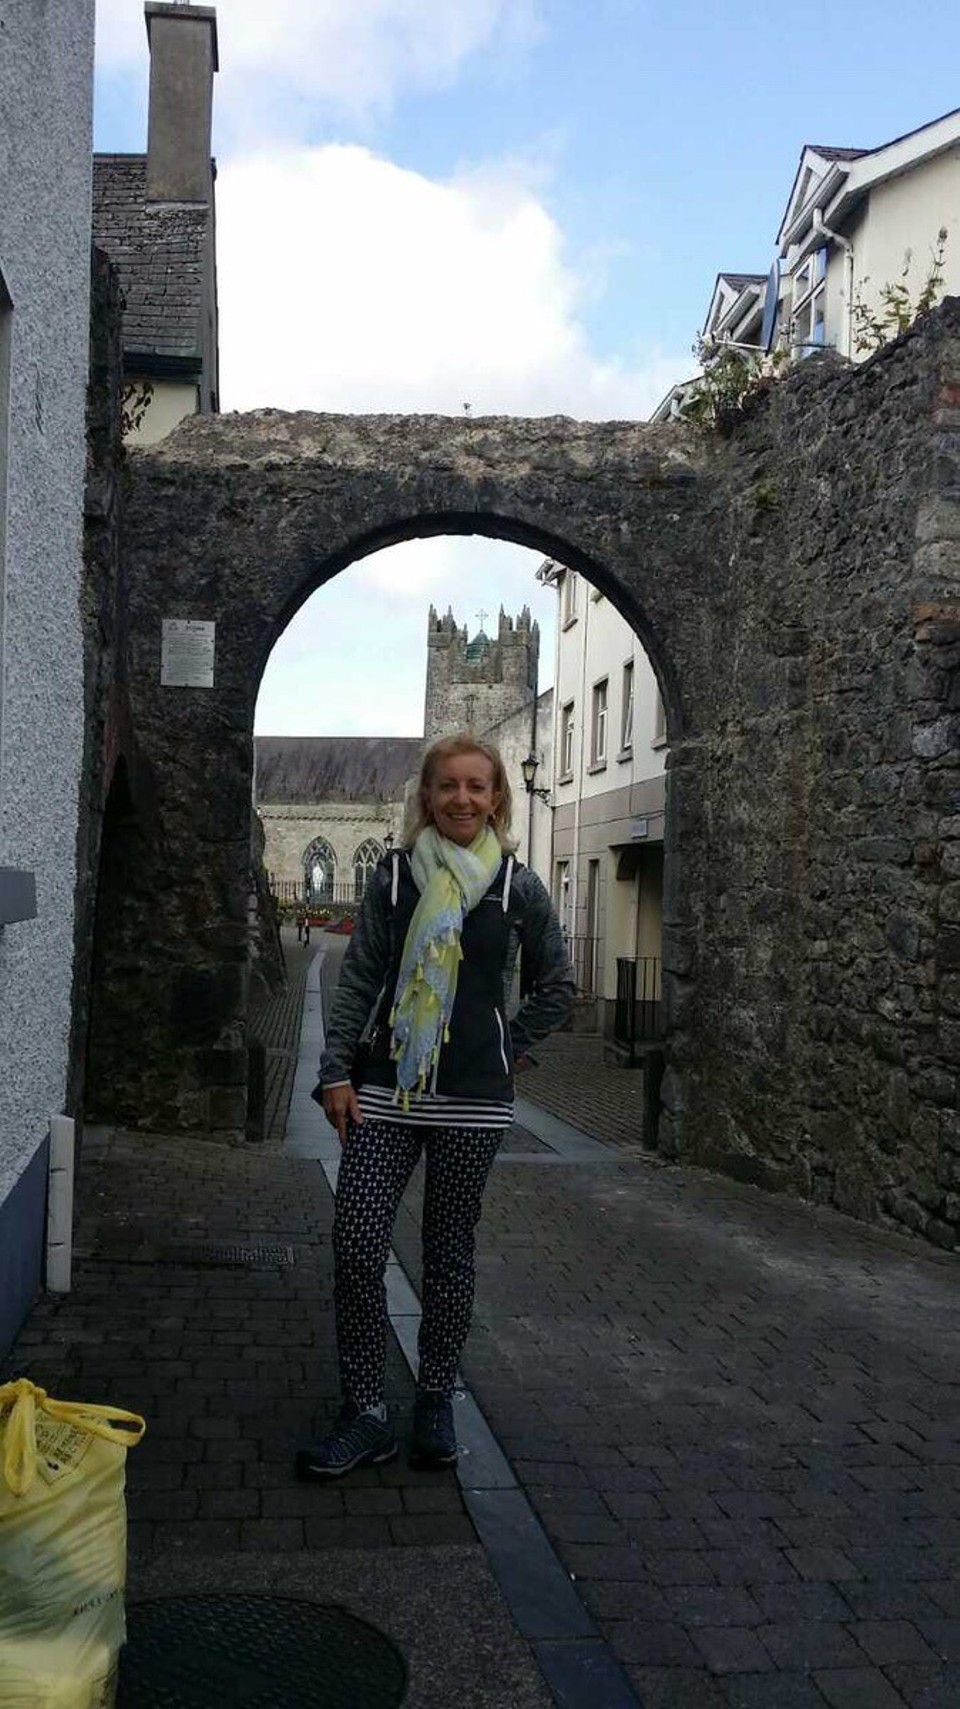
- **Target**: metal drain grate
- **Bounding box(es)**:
[158,1242,295,1268]
[118,1595,406,1707]
[92,1241,296,1268]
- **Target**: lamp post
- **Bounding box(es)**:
[521,752,550,803]
[384,829,395,852]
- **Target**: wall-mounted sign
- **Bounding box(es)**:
[629,816,649,840]
[161,618,216,688]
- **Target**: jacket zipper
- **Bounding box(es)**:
[493,1008,509,1076]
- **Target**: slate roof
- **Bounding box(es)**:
[92,155,209,364]
[254,737,423,805]
[808,146,869,162]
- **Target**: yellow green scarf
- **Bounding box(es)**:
[390,824,502,1105]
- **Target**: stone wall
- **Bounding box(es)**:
[108,319,960,1245]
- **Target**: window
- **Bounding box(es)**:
[560,701,575,777]
[353,838,382,900]
[653,688,667,746]
[591,678,608,766]
[791,247,828,356]
[620,660,634,753]
[303,835,336,901]
[562,569,578,625]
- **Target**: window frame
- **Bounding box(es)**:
[559,699,575,779]
[561,569,579,628]
[590,676,608,769]
[619,658,634,757]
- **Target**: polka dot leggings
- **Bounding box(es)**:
[332,1118,502,1409]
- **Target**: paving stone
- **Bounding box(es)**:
[625,1666,727,1707]
[720,1674,829,1708]
[884,1661,960,1707]
[600,1619,701,1667]
[784,1546,862,1581]
[388,1513,477,1546]
[689,1625,774,1674]
[750,1582,856,1623]
[758,1620,871,1670]
[580,1582,673,1622]
[917,1620,960,1663]
[662,1585,763,1628]
[812,1668,908,1708]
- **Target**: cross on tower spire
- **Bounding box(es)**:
[476,608,488,632]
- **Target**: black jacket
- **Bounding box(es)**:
[320,851,575,1102]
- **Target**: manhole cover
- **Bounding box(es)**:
[117,1595,406,1707]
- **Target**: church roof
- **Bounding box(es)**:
[254,736,422,805]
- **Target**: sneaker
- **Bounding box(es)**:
[409,1388,458,1469]
[295,1402,397,1481]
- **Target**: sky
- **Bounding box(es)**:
[93,0,960,735]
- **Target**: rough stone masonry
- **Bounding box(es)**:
[89,299,960,1249]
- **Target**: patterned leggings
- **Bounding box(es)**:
[332,1118,502,1408]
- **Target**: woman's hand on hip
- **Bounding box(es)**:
[323,1083,362,1145]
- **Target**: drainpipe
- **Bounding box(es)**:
[526,683,532,868]
[813,208,854,359]
[571,584,590,948]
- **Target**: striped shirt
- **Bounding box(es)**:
[356,1082,514,1131]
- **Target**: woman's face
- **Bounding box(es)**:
[424,750,500,846]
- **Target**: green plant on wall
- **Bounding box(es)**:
[680,339,789,431]
[120,379,154,439]
[851,227,948,356]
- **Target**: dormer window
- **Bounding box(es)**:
[791,247,829,356]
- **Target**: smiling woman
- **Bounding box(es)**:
[300,728,574,1479]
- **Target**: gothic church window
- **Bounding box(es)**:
[303,836,336,901]
[353,838,383,900]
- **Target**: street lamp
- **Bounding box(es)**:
[384,829,395,852]
[521,752,550,803]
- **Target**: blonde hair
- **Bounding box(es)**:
[404,734,516,850]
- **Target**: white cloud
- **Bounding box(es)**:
[255,538,555,736]
[95,0,541,129]
[218,144,690,420]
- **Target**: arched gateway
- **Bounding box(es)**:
[93,307,960,1244]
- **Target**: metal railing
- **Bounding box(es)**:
[267,877,373,906]
[614,956,662,1047]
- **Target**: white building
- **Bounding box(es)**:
[654,106,960,419]
[541,564,666,1045]
[0,2,96,1357]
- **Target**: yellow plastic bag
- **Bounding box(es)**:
[0,1379,146,1709]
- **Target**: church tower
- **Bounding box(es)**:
[423,606,539,741]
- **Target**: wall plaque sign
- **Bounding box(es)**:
[161,618,216,688]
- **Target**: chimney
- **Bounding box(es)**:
[144,3,218,204]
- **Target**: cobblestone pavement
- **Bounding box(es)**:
[6,929,960,1707]
[249,938,314,1144]
[521,1030,649,1149]
[8,1128,476,1556]
[395,1147,960,1707]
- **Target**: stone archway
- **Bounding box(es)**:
[98,306,960,1243]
